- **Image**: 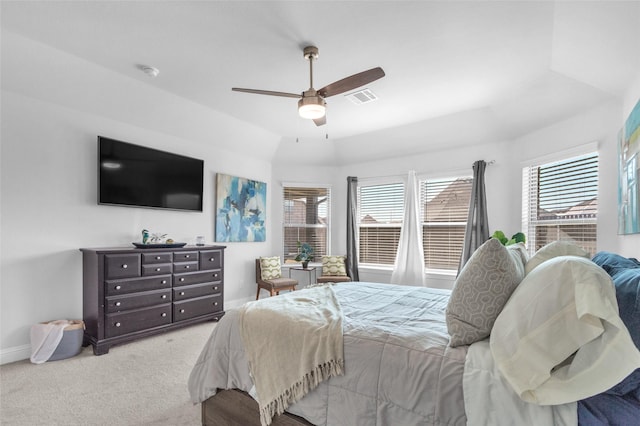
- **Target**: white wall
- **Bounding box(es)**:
[0,32,280,363]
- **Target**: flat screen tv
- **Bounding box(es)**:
[98,136,204,211]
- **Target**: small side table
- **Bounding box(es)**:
[288,266,318,285]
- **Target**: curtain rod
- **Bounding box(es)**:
[358,160,496,182]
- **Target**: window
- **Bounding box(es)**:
[523,152,598,256]
[282,185,330,262]
[420,176,472,271]
[357,176,472,271]
[358,182,404,265]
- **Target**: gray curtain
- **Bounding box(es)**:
[459,160,490,273]
[346,176,360,281]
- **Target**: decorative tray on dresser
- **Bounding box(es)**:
[79,244,226,355]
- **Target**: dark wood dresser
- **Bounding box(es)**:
[80,245,226,355]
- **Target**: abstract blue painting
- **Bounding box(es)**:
[215,173,267,242]
[618,98,640,234]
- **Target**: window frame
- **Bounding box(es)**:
[522,146,599,257]
[282,183,331,263]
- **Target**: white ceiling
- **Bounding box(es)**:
[2,1,639,146]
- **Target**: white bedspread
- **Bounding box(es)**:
[463,340,577,426]
[188,281,578,425]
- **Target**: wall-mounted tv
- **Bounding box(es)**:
[98,136,204,212]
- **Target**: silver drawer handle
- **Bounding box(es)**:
[214,302,218,306]
[210,257,214,261]
[115,285,121,290]
[161,280,167,284]
[115,322,121,327]
[213,273,218,278]
[122,264,128,269]
[155,256,161,260]
[155,268,161,271]
[213,286,218,291]
[161,295,167,299]
[180,292,185,296]
[185,265,190,269]
[180,309,185,313]
[180,278,185,282]
[161,313,167,317]
[185,255,190,258]
[115,302,121,307]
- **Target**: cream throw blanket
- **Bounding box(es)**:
[239,285,344,426]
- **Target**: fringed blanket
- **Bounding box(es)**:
[238,285,344,426]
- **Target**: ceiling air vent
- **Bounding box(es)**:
[345,88,378,105]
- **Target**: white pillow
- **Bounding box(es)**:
[490,255,640,405]
[525,241,589,275]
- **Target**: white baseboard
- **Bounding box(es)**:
[0,344,31,365]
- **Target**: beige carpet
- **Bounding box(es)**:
[0,321,217,425]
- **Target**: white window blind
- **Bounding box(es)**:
[421,177,473,271]
[282,186,330,262]
[523,152,598,256]
[358,182,404,265]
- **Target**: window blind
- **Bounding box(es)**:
[358,182,404,265]
[282,186,330,261]
[523,152,598,256]
[421,177,472,271]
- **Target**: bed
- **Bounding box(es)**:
[188,245,640,426]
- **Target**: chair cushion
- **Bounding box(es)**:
[321,255,348,276]
[264,277,298,289]
[317,276,351,283]
[260,256,282,280]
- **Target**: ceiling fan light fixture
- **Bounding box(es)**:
[298,96,326,119]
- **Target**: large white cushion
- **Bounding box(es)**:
[525,241,589,275]
[490,256,640,405]
[446,238,527,347]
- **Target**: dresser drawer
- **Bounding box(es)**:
[142,252,172,264]
[142,263,173,276]
[106,288,172,313]
[174,251,198,263]
[174,270,222,287]
[173,295,222,322]
[173,282,222,301]
[199,250,222,270]
[105,254,140,279]
[173,261,198,273]
[105,275,171,296]
[105,304,172,338]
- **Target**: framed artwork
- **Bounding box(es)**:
[215,173,267,242]
[618,98,640,234]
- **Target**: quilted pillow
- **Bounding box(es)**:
[491,256,640,405]
[259,256,282,280]
[321,255,348,276]
[446,238,526,347]
[525,240,589,275]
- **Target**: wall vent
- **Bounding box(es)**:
[345,88,378,105]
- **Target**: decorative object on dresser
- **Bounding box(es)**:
[80,245,226,355]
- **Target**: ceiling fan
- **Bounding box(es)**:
[232,46,385,126]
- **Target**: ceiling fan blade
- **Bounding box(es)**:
[232,88,301,99]
[318,67,385,98]
[313,116,326,126]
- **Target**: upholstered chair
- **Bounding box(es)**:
[255,257,298,299]
[316,255,352,284]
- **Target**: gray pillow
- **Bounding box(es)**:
[446,238,526,347]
